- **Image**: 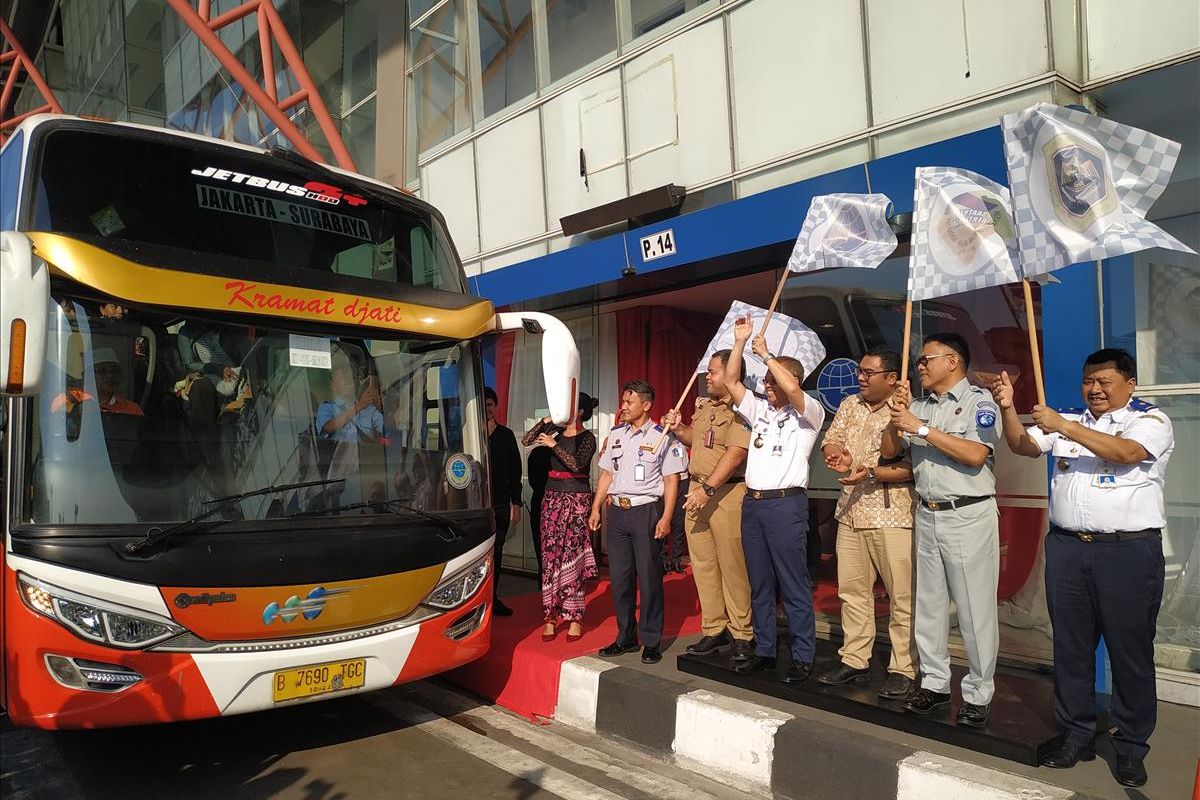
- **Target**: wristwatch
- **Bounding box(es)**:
[702,484,717,497]
[867,467,877,483]
[916,425,930,438]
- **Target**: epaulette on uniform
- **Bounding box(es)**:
[653,423,664,433]
[1129,398,1158,412]
[612,422,630,431]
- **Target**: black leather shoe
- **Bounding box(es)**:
[817,662,870,686]
[685,631,731,656]
[730,638,754,662]
[1040,741,1096,769]
[903,688,951,715]
[734,655,776,674]
[782,661,813,684]
[1115,756,1147,787]
[956,702,990,728]
[493,600,514,617]
[878,673,914,700]
[598,641,639,657]
[641,646,662,664]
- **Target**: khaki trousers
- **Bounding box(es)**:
[685,479,752,640]
[836,522,915,678]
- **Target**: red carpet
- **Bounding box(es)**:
[444,566,892,721]
[445,570,703,721]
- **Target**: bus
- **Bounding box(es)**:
[0,115,578,729]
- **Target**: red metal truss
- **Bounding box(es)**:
[165,0,356,171]
[0,15,64,144]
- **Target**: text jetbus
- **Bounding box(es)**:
[0,116,577,729]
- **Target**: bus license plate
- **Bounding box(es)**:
[272,659,366,703]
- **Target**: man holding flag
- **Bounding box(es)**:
[882,333,1002,728]
[725,316,825,684]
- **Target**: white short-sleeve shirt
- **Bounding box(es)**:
[734,390,825,491]
[1027,399,1174,532]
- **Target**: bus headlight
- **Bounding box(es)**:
[18,574,184,649]
[421,553,492,611]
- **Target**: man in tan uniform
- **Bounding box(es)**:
[818,348,917,700]
[663,350,752,660]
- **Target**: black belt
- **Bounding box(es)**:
[919,495,991,512]
[1051,526,1161,543]
[689,475,745,486]
[746,487,805,501]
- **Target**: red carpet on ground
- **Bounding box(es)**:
[445,570,703,721]
[444,566,891,721]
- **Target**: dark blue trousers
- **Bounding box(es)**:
[742,492,815,663]
[608,502,665,649]
[1045,527,1164,759]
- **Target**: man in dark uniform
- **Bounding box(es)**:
[991,349,1174,788]
[484,387,522,617]
[589,380,688,665]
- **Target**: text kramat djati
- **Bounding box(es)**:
[224,280,406,325]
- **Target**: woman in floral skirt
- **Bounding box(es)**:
[523,392,600,641]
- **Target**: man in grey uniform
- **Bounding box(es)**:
[589,380,689,664]
[881,332,1001,728]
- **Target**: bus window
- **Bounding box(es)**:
[782,294,852,387]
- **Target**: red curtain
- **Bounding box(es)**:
[493,332,516,425]
[616,306,721,425]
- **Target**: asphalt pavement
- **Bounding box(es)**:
[0,679,758,800]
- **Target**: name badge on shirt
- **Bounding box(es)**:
[634,463,646,482]
[704,429,715,449]
[1092,468,1117,489]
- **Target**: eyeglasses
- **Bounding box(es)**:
[915,352,956,368]
[856,368,895,378]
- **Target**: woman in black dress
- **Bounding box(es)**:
[523,393,600,641]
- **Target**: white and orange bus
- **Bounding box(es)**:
[0,116,577,728]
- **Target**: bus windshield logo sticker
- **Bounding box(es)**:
[196,185,371,242]
[445,453,473,490]
[190,166,367,207]
[262,586,353,625]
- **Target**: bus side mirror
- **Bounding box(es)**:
[0,231,49,396]
[495,312,579,426]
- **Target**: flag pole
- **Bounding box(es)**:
[644,371,700,453]
[899,299,913,386]
[1021,279,1047,407]
[759,267,791,334]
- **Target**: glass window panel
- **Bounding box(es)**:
[343,96,378,177]
[409,0,444,22]
[546,0,617,83]
[345,0,380,108]
[1143,393,1200,670]
[630,0,712,39]
[409,1,470,154]
[476,0,536,118]
[300,0,347,119]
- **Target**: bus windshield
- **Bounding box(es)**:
[22,297,488,527]
[28,124,463,294]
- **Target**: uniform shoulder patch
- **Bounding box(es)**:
[975,401,998,429]
[1129,398,1158,412]
[612,422,629,432]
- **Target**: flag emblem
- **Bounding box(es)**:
[909,167,1021,301]
[787,193,896,273]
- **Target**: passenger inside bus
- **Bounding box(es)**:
[316,364,385,441]
[50,347,144,417]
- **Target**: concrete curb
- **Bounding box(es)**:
[553,656,1098,800]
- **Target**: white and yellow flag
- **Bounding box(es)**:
[908,167,1022,302]
[1001,102,1195,277]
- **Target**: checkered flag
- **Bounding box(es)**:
[908,166,1022,301]
[1002,103,1195,277]
[699,301,827,393]
[787,193,897,273]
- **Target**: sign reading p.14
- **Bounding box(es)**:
[640,229,676,262]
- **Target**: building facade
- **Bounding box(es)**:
[5,0,1198,698]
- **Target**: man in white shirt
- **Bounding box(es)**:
[725,317,825,684]
[991,348,1173,789]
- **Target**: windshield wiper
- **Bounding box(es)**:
[124,478,346,555]
[282,499,462,543]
